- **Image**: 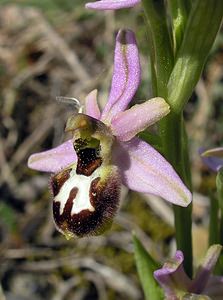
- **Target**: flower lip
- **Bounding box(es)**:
[52,165,121,238]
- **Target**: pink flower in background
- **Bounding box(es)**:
[28,30,191,238]
[154,245,223,300]
[200,147,223,172]
[86,0,140,10]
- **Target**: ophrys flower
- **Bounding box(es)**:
[28,30,192,239]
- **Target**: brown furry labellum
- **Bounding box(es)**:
[50,114,121,239]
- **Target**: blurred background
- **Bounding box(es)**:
[0,1,223,299]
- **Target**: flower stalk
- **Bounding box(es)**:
[209,195,220,246]
[142,0,191,277]
[159,111,193,278]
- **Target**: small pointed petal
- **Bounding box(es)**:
[190,245,222,294]
[200,147,223,172]
[86,0,141,10]
[204,275,223,300]
[201,155,223,172]
[113,138,192,206]
[85,89,101,119]
[101,30,141,122]
[111,97,170,141]
[202,147,223,158]
[28,140,77,173]
[154,251,191,299]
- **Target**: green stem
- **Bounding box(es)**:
[142,0,193,277]
[142,0,222,279]
[159,112,193,277]
[158,0,223,277]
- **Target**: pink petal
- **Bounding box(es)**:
[85,89,101,119]
[204,275,223,299]
[202,147,223,158]
[113,138,192,206]
[200,147,223,172]
[86,0,141,10]
[190,245,222,294]
[154,251,191,299]
[201,155,223,172]
[28,139,77,173]
[111,97,170,141]
[101,30,141,122]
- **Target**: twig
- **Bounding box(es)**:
[3,247,54,259]
[51,277,81,300]
[143,194,174,227]
[10,104,59,170]
[27,8,90,82]
[85,271,108,300]
[18,256,140,299]
[0,284,6,300]
[0,138,18,189]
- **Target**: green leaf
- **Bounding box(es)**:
[168,0,190,52]
[167,0,223,113]
[0,202,17,233]
[133,234,164,300]
[141,0,174,98]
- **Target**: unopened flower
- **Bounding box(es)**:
[200,147,223,172]
[28,30,191,239]
[86,0,140,10]
[154,245,223,300]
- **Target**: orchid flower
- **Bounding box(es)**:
[154,245,223,300]
[85,0,140,10]
[28,30,191,239]
[200,147,223,172]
